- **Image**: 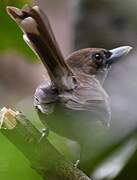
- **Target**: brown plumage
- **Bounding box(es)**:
[7,5,132,142]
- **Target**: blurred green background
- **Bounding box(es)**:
[1,0,137,179]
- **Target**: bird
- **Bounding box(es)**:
[6,5,132,144]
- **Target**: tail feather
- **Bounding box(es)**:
[6,5,76,90]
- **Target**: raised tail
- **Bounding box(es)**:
[7,5,76,90]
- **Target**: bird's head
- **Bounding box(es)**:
[67,46,133,76]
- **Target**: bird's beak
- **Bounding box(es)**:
[108,46,133,64]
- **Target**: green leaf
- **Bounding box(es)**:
[91,136,137,180]
[80,123,137,176]
[113,137,137,180]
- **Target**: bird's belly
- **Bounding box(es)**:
[46,103,107,141]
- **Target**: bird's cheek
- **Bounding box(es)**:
[83,63,98,75]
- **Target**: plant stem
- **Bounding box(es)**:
[0,108,91,180]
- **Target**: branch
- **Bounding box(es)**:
[0,107,91,180]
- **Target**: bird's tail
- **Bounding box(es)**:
[7,5,76,90]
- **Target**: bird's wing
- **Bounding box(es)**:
[34,80,58,114]
[61,75,111,125]
[7,5,75,90]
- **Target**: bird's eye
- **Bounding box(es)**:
[93,53,103,62]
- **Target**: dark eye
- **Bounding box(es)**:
[93,53,103,62]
